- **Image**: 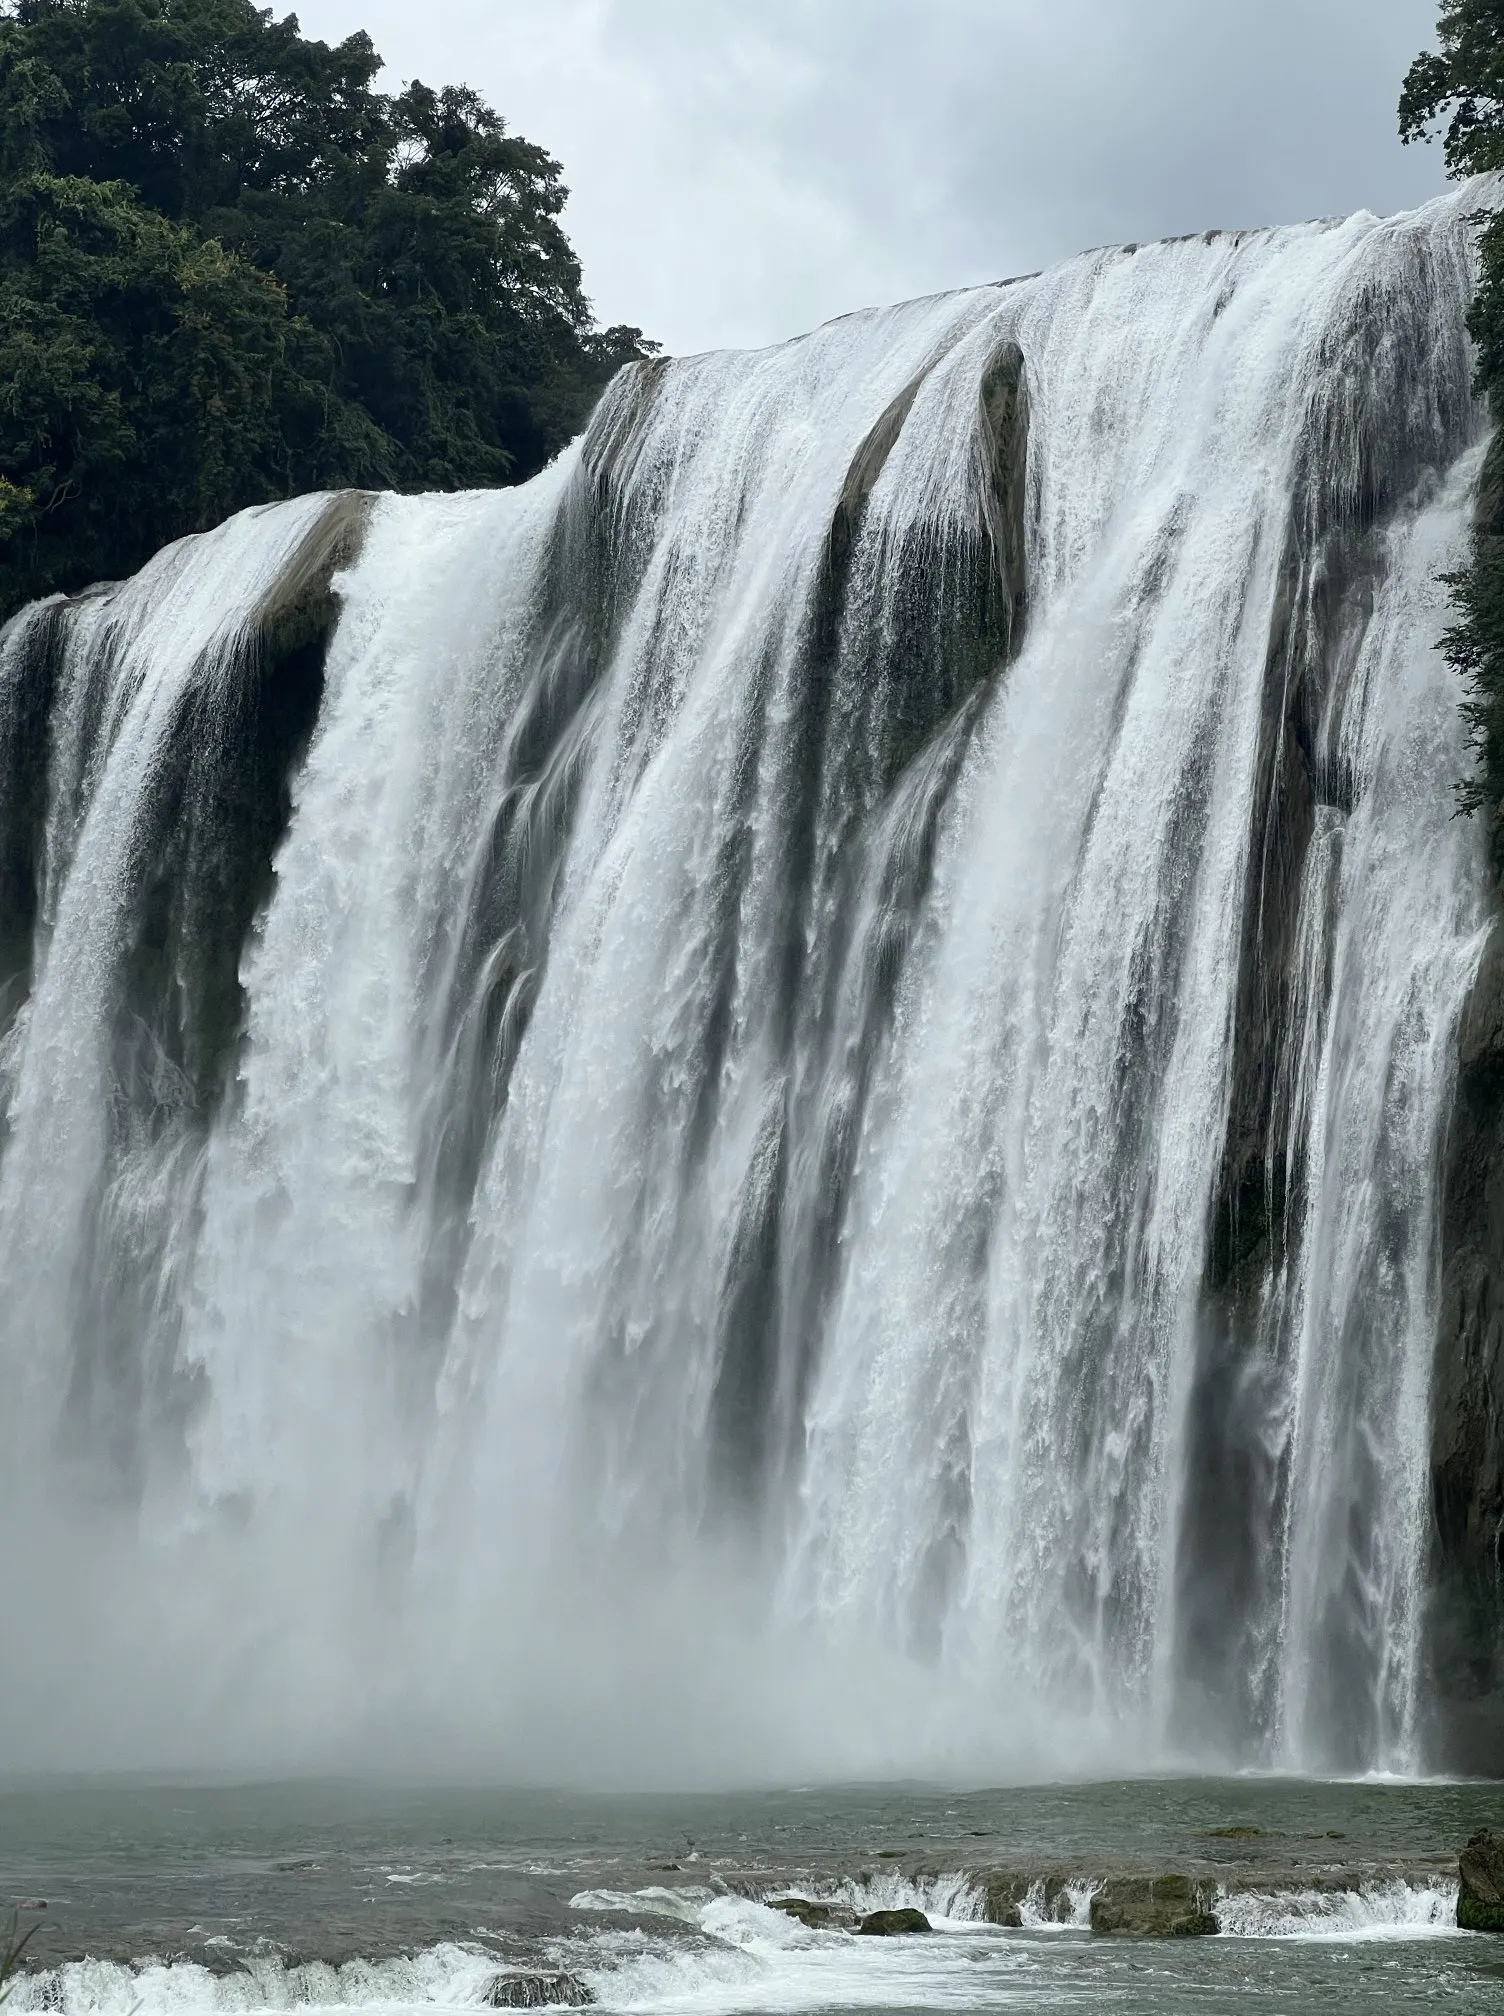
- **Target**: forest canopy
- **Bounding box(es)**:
[1402,0,1504,867]
[0,0,653,617]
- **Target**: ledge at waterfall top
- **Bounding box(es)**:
[0,182,1498,1784]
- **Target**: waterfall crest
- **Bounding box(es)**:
[0,186,1490,1782]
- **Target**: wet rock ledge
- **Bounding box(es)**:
[984,1870,1217,1936]
[1459,1829,1504,1932]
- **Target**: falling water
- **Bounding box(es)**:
[0,185,1490,1781]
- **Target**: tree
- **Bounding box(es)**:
[0,0,653,617]
[0,170,291,611]
[1401,2,1504,864]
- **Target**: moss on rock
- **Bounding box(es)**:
[1089,1874,1219,1938]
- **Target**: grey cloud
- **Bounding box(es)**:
[285,0,1449,353]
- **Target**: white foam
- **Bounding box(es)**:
[824,1871,984,1925]
[570,1902,1025,2015]
[6,1872,1472,2016]
[11,1903,1027,2016]
[569,1886,717,1924]
[1015,1878,1098,1930]
[8,1944,501,2016]
[1215,1879,1461,1940]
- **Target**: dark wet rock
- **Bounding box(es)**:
[1431,927,1504,1776]
[857,1908,931,1936]
[979,1856,1457,1933]
[984,1876,1036,1927]
[1177,305,1482,1764]
[826,371,926,587]
[976,338,1029,638]
[1458,1828,1504,1931]
[252,491,371,664]
[1089,1875,1219,1938]
[480,1972,593,2009]
[983,1871,1081,1927]
[1394,447,1504,1779]
[767,1897,855,1930]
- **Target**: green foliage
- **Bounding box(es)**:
[0,168,290,611]
[0,0,653,618]
[1442,447,1504,832]
[1400,1,1504,173]
[1403,3,1504,871]
[0,1917,39,2005]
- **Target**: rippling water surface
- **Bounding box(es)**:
[5,1779,1504,2014]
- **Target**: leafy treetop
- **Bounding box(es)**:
[1401,0,1504,174]
[1402,1,1504,865]
[0,0,653,615]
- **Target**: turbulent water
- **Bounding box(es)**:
[4,1778,1502,2016]
[0,184,1492,1782]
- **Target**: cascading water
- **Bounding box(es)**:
[0,183,1491,1783]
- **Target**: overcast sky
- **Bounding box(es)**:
[282,0,1451,357]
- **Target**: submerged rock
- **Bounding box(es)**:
[480,1972,593,2008]
[767,1897,855,1929]
[1458,1829,1504,1931]
[857,1907,931,1936]
[1089,1875,1219,1937]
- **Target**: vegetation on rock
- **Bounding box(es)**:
[0,1919,39,2005]
[0,0,653,620]
[1402,1,1504,872]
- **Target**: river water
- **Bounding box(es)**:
[4,1777,1502,2014]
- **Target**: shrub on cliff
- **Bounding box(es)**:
[1402,1,1504,870]
[0,0,653,617]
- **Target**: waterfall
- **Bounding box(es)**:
[0,184,1490,1783]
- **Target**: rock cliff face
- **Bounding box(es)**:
[1178,246,1492,1771]
[1432,918,1504,1773]
[1426,435,1504,1776]
[1199,406,1504,1775]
